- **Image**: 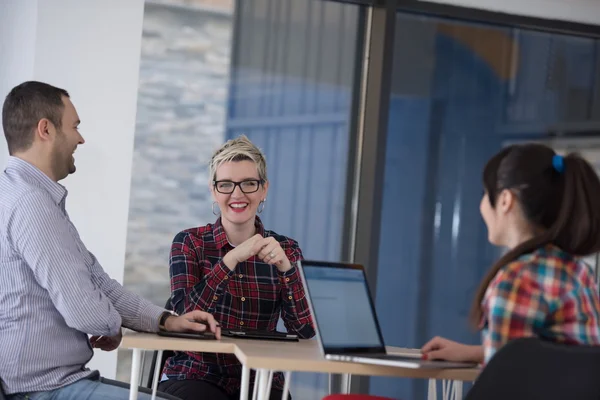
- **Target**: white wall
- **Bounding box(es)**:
[0,0,145,379]
[0,0,38,165]
[424,0,600,25]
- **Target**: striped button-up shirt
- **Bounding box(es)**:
[481,244,600,363]
[0,156,166,395]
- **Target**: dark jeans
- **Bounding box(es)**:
[158,379,291,400]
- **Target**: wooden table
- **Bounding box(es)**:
[121,332,480,400]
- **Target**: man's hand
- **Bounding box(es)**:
[90,329,123,351]
[164,310,221,339]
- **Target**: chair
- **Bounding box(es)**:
[146,346,174,388]
[466,337,600,400]
[322,396,396,400]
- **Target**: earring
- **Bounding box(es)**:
[212,202,221,216]
[257,199,266,214]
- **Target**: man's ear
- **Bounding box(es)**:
[35,118,53,143]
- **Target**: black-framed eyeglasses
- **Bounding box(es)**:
[213,179,264,194]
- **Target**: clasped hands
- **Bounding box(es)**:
[223,234,291,272]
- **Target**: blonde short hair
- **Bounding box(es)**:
[209,135,268,183]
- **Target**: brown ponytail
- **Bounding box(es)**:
[469,145,600,328]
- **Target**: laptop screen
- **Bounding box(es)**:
[301,262,385,352]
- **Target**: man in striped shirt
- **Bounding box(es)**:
[0,81,221,399]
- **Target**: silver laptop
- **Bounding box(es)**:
[298,260,477,369]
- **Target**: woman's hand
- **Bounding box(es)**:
[223,234,264,269]
[223,234,292,272]
[421,336,483,363]
[256,236,292,272]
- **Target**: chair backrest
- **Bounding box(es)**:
[146,299,176,388]
[466,338,600,400]
[146,348,174,388]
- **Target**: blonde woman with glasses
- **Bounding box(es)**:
[158,135,315,400]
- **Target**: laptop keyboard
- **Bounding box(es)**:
[360,354,421,361]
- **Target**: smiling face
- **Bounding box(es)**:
[211,160,269,226]
[49,96,84,180]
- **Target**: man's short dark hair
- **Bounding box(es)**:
[2,81,69,154]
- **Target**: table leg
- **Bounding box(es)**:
[264,370,274,399]
[256,369,270,400]
[340,374,351,394]
[239,366,250,400]
[442,380,450,400]
[129,349,142,400]
[252,370,261,400]
[281,371,291,400]
[427,379,438,400]
[139,350,147,387]
[151,350,163,400]
[453,381,463,400]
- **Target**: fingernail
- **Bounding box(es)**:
[421,354,428,360]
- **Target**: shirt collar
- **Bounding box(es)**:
[5,156,67,205]
[213,216,266,250]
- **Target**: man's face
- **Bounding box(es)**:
[50,96,85,180]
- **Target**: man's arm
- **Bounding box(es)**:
[8,191,122,336]
[87,255,165,332]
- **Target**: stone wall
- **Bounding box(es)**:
[116,1,232,381]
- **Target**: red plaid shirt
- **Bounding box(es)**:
[162,217,315,394]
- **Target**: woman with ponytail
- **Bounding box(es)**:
[421,143,600,364]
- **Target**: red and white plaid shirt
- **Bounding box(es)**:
[162,217,315,394]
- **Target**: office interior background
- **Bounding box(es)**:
[0,0,599,399]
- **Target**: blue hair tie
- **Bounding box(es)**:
[552,154,565,174]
